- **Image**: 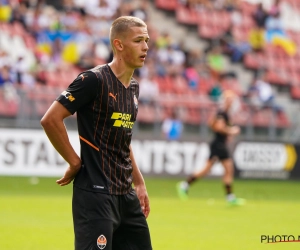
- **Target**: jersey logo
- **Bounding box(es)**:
[61,91,75,102]
[80,74,88,81]
[97,235,107,249]
[109,92,117,102]
[111,112,134,129]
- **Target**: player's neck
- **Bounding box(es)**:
[108,59,134,88]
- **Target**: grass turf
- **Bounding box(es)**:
[0,177,299,250]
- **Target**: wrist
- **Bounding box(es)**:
[133,178,145,187]
[70,158,81,170]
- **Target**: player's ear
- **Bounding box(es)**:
[113,39,123,51]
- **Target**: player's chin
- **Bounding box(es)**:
[135,61,145,68]
[138,57,146,65]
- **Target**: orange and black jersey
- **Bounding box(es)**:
[56,64,139,195]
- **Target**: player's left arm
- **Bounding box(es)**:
[130,144,150,218]
[211,116,240,136]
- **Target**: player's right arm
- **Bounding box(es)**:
[41,101,82,186]
[41,71,98,186]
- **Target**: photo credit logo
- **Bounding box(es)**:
[261,235,300,243]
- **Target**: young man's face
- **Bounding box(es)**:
[121,26,150,69]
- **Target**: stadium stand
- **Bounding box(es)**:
[154,0,293,128]
[0,0,296,135]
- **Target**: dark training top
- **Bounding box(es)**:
[212,110,230,144]
[57,64,139,195]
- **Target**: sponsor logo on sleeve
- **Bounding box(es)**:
[61,91,75,102]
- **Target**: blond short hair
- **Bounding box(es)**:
[109,16,147,52]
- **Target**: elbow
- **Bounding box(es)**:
[40,116,46,128]
[40,101,68,129]
[40,115,55,130]
[40,115,49,128]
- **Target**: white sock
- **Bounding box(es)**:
[180,181,189,191]
[227,193,236,201]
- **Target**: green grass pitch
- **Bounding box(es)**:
[0,176,300,250]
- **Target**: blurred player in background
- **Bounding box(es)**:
[41,16,152,250]
[177,90,244,206]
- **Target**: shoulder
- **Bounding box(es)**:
[89,64,108,77]
[71,71,98,88]
[74,65,112,86]
[76,71,97,81]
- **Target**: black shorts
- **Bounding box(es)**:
[209,141,230,160]
[72,187,152,250]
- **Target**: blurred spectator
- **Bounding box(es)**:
[0,66,12,88]
[184,65,200,90]
[208,81,223,102]
[226,36,251,63]
[22,71,36,88]
[157,44,186,77]
[11,56,29,85]
[0,51,12,68]
[155,31,172,49]
[255,79,276,110]
[245,71,283,113]
[84,0,119,19]
[138,58,157,79]
[207,45,225,80]
[265,11,296,56]
[0,0,12,22]
[162,110,183,141]
[94,40,110,63]
[231,8,242,26]
[86,16,112,43]
[50,37,64,65]
[35,65,47,85]
[252,3,268,28]
[138,74,159,107]
[178,0,199,10]
[9,1,28,29]
[115,0,133,17]
[207,45,236,80]
[186,49,210,80]
[265,11,285,43]
[0,66,18,102]
[214,0,239,11]
[130,1,148,22]
[169,44,186,76]
[60,8,79,31]
[269,0,281,17]
[244,77,262,111]
[169,45,186,66]
[248,24,265,52]
[76,40,97,70]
